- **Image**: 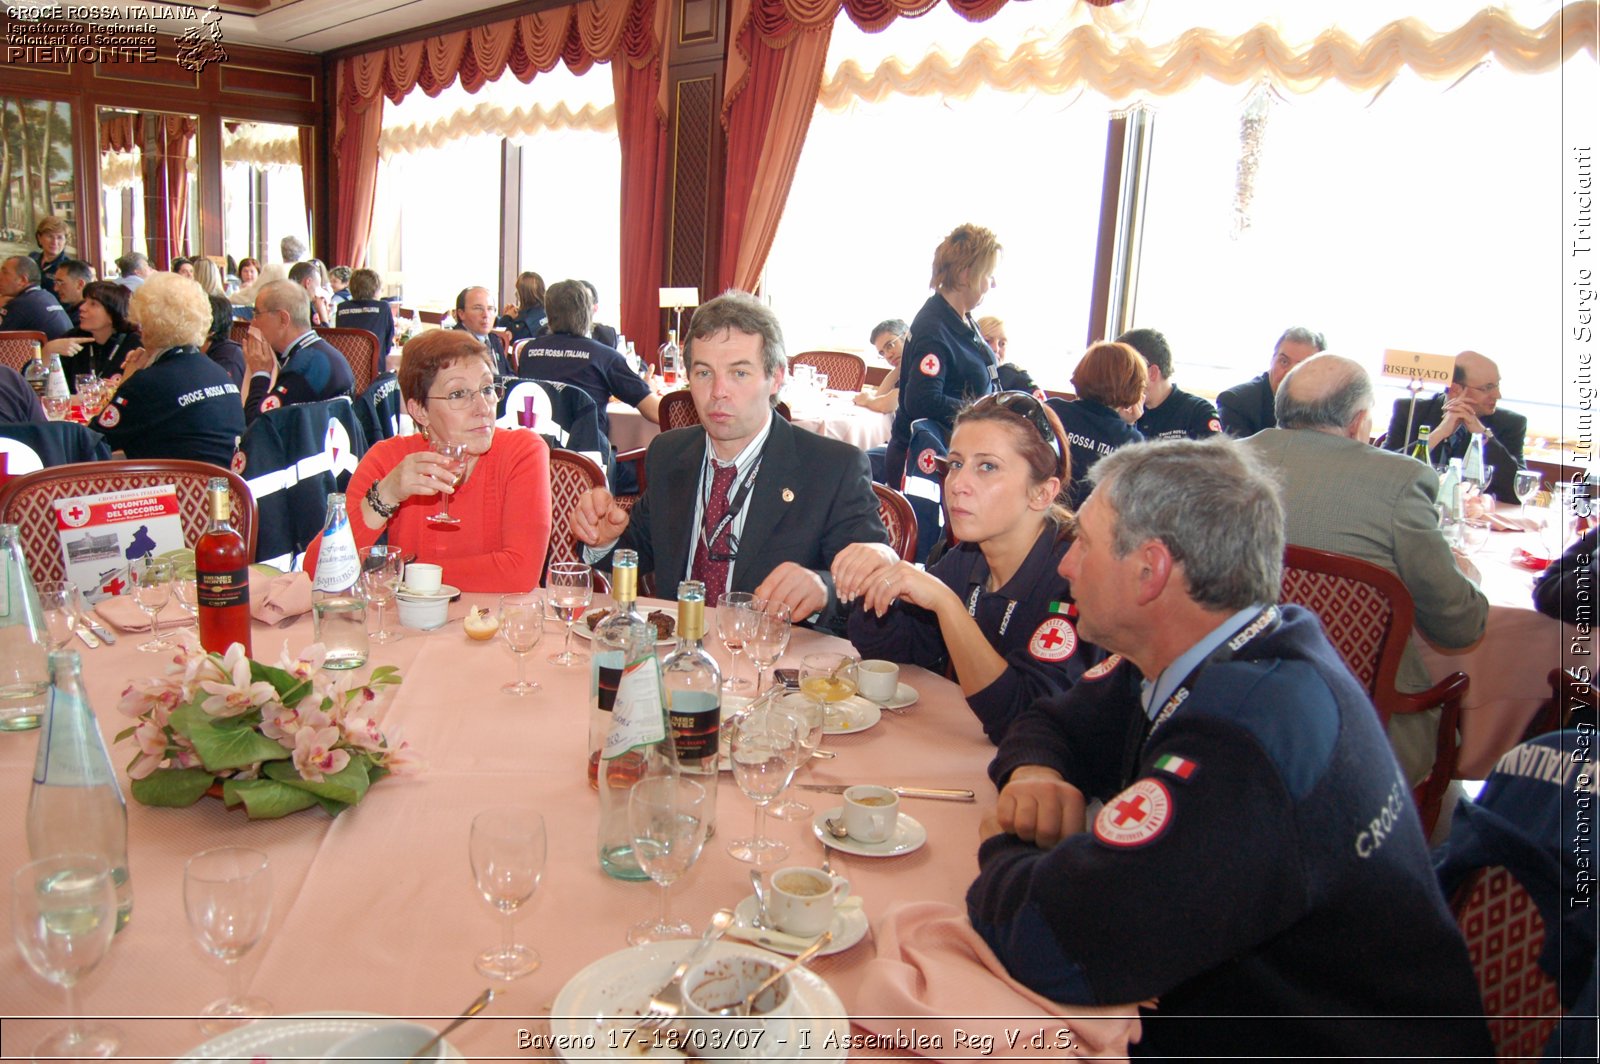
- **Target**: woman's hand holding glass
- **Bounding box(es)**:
[426,439,470,526]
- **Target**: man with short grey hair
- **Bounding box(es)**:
[968,435,1490,1058]
[245,279,354,424]
[515,278,657,434]
[1242,353,1487,782]
[280,234,307,264]
[115,251,153,291]
[1215,325,1325,437]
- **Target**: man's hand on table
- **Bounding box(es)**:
[983,766,1086,850]
[754,562,828,621]
[573,487,631,546]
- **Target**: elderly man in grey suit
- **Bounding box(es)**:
[1242,354,1488,786]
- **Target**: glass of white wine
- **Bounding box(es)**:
[426,439,469,526]
[12,853,121,1058]
[545,562,592,666]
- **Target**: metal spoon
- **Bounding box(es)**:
[749,869,771,928]
[405,987,494,1063]
[823,813,849,839]
[717,932,833,1017]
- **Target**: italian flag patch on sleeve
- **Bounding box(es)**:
[1154,754,1197,780]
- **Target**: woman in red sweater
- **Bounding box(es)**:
[314,329,550,592]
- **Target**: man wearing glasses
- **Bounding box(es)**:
[1383,349,1526,503]
[245,280,355,424]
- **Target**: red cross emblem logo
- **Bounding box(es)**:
[1094,778,1172,848]
[261,395,282,412]
[1208,417,1222,433]
[98,404,120,428]
[916,449,938,475]
[1082,653,1123,681]
[60,503,91,528]
[231,451,247,474]
[101,575,127,597]
[1028,616,1078,662]
[919,353,941,377]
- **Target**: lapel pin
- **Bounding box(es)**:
[781,488,795,503]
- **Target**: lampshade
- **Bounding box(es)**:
[658,287,699,310]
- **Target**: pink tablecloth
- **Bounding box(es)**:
[1,597,1118,1059]
[1419,518,1574,778]
[609,392,893,454]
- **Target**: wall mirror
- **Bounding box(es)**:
[98,105,199,276]
[222,118,311,274]
[1,96,78,265]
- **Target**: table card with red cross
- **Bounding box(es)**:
[53,486,186,602]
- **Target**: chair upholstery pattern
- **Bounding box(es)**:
[1278,566,1391,694]
[315,327,378,398]
[659,389,699,431]
[871,482,917,562]
[0,460,257,585]
[1455,866,1564,1058]
[791,350,866,391]
[546,448,606,581]
[229,319,253,347]
[0,330,48,373]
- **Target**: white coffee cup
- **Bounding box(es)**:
[405,562,442,594]
[682,952,793,1046]
[767,865,850,937]
[857,659,900,703]
[842,784,899,844]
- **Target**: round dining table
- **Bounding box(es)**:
[0,594,1035,1061]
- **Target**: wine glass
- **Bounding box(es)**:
[36,580,82,650]
[727,706,800,865]
[426,439,469,526]
[766,689,825,822]
[747,602,792,693]
[627,775,708,944]
[1462,515,1493,555]
[1514,469,1542,520]
[799,652,859,730]
[545,561,592,666]
[183,846,273,1034]
[361,546,404,643]
[12,853,121,1059]
[718,591,760,692]
[43,393,70,420]
[172,576,200,628]
[499,592,545,695]
[129,556,174,652]
[469,806,546,980]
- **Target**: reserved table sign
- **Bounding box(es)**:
[1380,348,1454,385]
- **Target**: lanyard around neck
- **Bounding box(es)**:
[699,453,763,559]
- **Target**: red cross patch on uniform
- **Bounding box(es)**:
[916,448,938,475]
[1208,417,1222,433]
[919,353,941,377]
[261,394,282,412]
[1093,778,1172,848]
[1082,653,1122,680]
[97,404,120,428]
[230,451,248,474]
[1028,616,1078,661]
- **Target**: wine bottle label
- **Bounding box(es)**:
[595,658,624,712]
[197,567,249,609]
[314,513,360,592]
[602,654,665,758]
[668,689,720,761]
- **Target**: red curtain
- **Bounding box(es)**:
[297,127,316,246]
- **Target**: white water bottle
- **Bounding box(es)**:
[311,493,367,670]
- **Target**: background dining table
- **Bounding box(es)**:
[0,594,1005,1060]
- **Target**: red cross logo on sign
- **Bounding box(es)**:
[1028,616,1077,662]
[919,353,941,377]
[1093,778,1172,848]
[60,503,91,528]
[101,575,127,597]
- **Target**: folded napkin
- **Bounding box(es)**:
[853,901,1140,1060]
[249,569,313,625]
[93,595,189,633]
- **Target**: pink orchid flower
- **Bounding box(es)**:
[117,676,186,722]
[341,714,386,753]
[379,737,425,776]
[198,646,279,719]
[276,641,327,682]
[126,721,171,779]
[293,725,349,783]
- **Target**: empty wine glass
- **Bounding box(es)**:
[499,592,545,695]
[129,556,174,652]
[1514,469,1542,520]
[36,580,82,650]
[1462,515,1493,555]
[718,591,760,692]
[426,439,469,526]
[12,853,121,1059]
[43,393,70,420]
[184,846,273,1034]
[469,806,546,980]
[747,603,792,692]
[766,689,825,822]
[172,576,199,627]
[361,546,404,643]
[799,652,859,729]
[727,706,800,865]
[546,561,592,666]
[627,775,708,944]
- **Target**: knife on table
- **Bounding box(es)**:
[74,624,101,649]
[796,784,975,802]
[85,619,116,645]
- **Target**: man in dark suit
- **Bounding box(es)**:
[572,290,891,630]
[0,256,72,339]
[454,286,511,375]
[1215,325,1324,438]
[1383,349,1526,502]
[245,279,354,425]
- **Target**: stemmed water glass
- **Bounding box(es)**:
[172,575,200,628]
[727,706,800,865]
[130,556,174,652]
[184,846,273,1034]
[426,439,469,526]
[469,806,546,980]
[361,546,404,643]
[12,853,121,1058]
[718,591,760,692]
[1514,470,1542,521]
[627,776,708,944]
[499,592,545,695]
[546,562,592,666]
[37,580,83,650]
[747,603,792,692]
[766,690,825,822]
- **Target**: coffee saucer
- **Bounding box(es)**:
[726,894,868,956]
[395,582,459,601]
[810,807,927,857]
[867,683,918,711]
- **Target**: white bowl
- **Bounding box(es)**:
[680,953,793,1049]
[323,1021,444,1063]
[395,594,448,630]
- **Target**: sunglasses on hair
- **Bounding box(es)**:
[972,390,1066,476]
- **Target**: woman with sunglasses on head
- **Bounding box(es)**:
[1046,341,1147,511]
[304,330,551,592]
[835,392,1100,744]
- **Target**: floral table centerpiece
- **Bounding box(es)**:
[115,634,420,819]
